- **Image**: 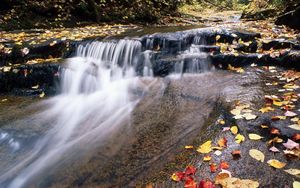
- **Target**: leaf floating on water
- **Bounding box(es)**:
[283,139,299,150]
[267,159,286,169]
[1,99,8,102]
[197,141,212,154]
[284,169,300,177]
[230,126,238,135]
[235,134,245,144]
[249,133,264,140]
[249,149,265,162]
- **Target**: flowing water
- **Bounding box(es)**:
[0,28,261,187]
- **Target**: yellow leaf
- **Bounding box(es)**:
[249,133,264,140]
[293,181,300,188]
[231,126,238,135]
[288,124,300,131]
[203,155,211,161]
[259,107,274,113]
[218,119,225,125]
[249,149,265,162]
[39,92,45,98]
[273,100,283,106]
[243,113,257,120]
[197,140,212,154]
[284,169,300,177]
[235,134,245,144]
[267,159,286,169]
[185,145,194,149]
[261,125,269,129]
[171,173,180,182]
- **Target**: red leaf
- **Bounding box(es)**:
[185,165,197,176]
[270,128,280,135]
[219,161,230,169]
[199,179,216,188]
[184,177,197,188]
[210,163,217,173]
[171,171,185,182]
[217,137,227,148]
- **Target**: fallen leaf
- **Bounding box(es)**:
[185,166,197,176]
[243,113,257,120]
[203,155,212,162]
[268,137,283,145]
[259,107,274,113]
[185,146,194,149]
[218,119,225,125]
[289,124,300,131]
[269,146,280,153]
[184,177,197,188]
[249,133,264,140]
[272,116,286,121]
[222,127,230,132]
[284,169,300,177]
[230,126,238,135]
[210,163,217,173]
[171,172,185,182]
[283,139,299,150]
[285,111,298,117]
[270,128,280,135]
[219,161,229,169]
[215,177,259,188]
[284,149,300,158]
[235,134,245,144]
[39,92,45,98]
[217,137,227,148]
[293,181,300,188]
[249,149,265,162]
[261,124,269,129]
[267,159,286,169]
[197,141,212,154]
[214,150,222,156]
[292,133,300,141]
[199,179,216,188]
[231,150,241,159]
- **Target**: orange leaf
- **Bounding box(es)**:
[219,161,230,169]
[231,150,241,159]
[217,137,227,148]
[203,155,212,162]
[210,163,217,173]
[292,133,300,141]
[270,128,280,135]
[185,166,197,176]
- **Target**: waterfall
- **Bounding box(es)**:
[1,40,144,188]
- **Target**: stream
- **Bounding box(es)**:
[0,27,293,187]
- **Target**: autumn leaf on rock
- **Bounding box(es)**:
[217,137,227,148]
[249,149,265,162]
[210,163,217,173]
[215,177,259,188]
[289,124,300,131]
[283,139,299,150]
[284,169,300,177]
[267,159,286,169]
[293,181,300,188]
[185,145,194,149]
[203,155,212,162]
[231,150,241,159]
[219,161,229,170]
[230,126,238,135]
[199,179,216,188]
[269,146,280,153]
[184,176,197,188]
[235,134,245,144]
[259,107,274,113]
[285,111,297,117]
[270,128,280,135]
[292,133,300,141]
[197,141,212,154]
[268,137,283,145]
[185,166,197,176]
[171,172,185,182]
[218,119,225,125]
[249,133,264,140]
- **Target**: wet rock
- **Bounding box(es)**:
[234,40,258,53]
[242,8,277,20]
[0,63,60,95]
[262,39,299,51]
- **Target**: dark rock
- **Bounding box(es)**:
[262,39,299,50]
[276,6,300,30]
[234,40,258,53]
[242,8,277,20]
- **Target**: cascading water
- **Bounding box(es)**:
[0,28,216,187]
[0,39,146,188]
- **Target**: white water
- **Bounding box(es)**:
[1,40,145,188]
[0,35,212,187]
